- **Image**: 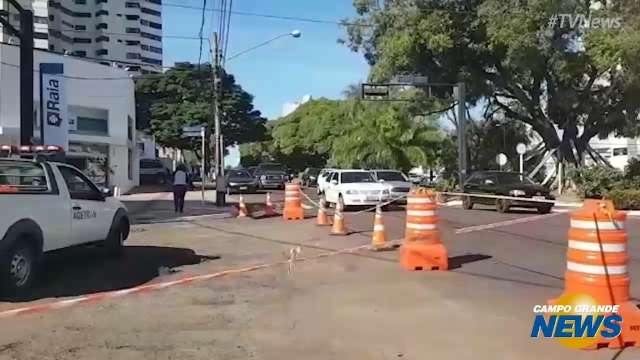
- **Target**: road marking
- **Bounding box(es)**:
[454,213,560,234]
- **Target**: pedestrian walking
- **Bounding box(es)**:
[172,164,188,213]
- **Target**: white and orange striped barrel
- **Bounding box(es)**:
[284,183,302,208]
[564,199,629,304]
[404,189,439,242]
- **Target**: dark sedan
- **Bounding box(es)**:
[226,170,259,193]
[462,171,555,214]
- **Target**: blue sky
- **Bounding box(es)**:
[163,0,370,120]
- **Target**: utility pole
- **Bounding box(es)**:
[454,82,467,188]
[210,33,225,206]
[0,1,34,146]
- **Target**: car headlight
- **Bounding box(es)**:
[229,182,237,186]
[260,175,266,180]
[345,189,359,195]
[509,189,526,197]
[382,189,390,195]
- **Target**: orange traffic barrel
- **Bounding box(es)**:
[282,183,304,220]
[550,199,640,349]
[400,189,448,271]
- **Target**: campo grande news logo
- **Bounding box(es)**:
[530,293,622,348]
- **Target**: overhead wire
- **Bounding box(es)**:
[222,0,233,65]
[198,0,208,67]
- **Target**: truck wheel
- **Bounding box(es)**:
[0,241,38,294]
[105,220,127,257]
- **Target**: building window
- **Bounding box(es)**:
[126,52,141,59]
[73,51,87,57]
[34,32,49,39]
[48,14,54,21]
[73,117,109,136]
[128,149,133,180]
[140,44,149,50]
[96,49,108,56]
[49,44,55,51]
[34,16,49,24]
[74,37,92,43]
[148,21,162,30]
[96,23,108,30]
[146,0,161,4]
[95,35,110,42]
[125,2,140,8]
[126,40,140,46]
[126,14,140,20]
[140,32,161,41]
[141,7,160,16]
[61,20,74,28]
[613,147,628,156]
[149,46,162,54]
[96,9,109,16]
[75,24,86,30]
[126,27,141,34]
[75,0,87,4]
[96,0,108,3]
[141,57,162,65]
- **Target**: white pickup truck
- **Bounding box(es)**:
[0,157,130,294]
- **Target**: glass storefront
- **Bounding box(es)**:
[67,142,110,186]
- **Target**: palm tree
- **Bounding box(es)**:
[332,101,442,172]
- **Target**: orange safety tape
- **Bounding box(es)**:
[0,243,374,319]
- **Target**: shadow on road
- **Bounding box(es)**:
[122,200,231,225]
[448,254,492,270]
[1,245,220,303]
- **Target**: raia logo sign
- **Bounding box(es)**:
[40,63,68,149]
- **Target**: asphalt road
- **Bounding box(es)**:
[1,188,639,359]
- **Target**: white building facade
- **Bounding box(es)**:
[0,0,162,72]
[0,43,139,192]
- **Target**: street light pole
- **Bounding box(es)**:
[210,33,225,206]
[226,30,301,62]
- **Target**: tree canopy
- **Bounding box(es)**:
[342,0,640,165]
[136,63,267,156]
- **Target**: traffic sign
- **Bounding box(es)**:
[496,153,508,166]
[182,125,206,133]
[516,143,526,155]
[361,84,389,99]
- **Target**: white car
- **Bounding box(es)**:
[370,170,412,203]
[0,154,130,294]
[316,168,336,195]
[322,169,391,208]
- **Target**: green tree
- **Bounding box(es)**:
[135,63,267,157]
[342,0,640,165]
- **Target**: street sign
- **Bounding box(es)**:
[181,132,201,138]
[496,153,508,166]
[392,74,429,85]
[361,84,390,99]
[516,143,526,155]
[182,125,206,133]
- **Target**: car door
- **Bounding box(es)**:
[325,172,339,203]
[57,165,111,245]
[477,173,499,204]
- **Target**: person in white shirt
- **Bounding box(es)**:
[172,164,188,213]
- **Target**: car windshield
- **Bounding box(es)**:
[341,172,375,183]
[307,168,320,176]
[228,170,251,178]
[259,164,285,172]
[376,171,406,182]
[495,173,535,185]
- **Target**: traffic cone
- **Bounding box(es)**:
[264,192,277,216]
[316,198,331,226]
[330,200,348,236]
[238,194,249,217]
[548,199,640,349]
[371,205,387,250]
[399,188,448,271]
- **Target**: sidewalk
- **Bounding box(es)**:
[119,190,234,224]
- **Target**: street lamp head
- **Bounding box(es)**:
[290,30,302,38]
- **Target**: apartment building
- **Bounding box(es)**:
[0,0,162,72]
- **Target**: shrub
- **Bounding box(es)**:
[625,157,640,178]
[606,188,640,210]
[569,165,623,198]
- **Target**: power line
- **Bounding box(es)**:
[162,2,374,27]
[197,0,208,67]
[222,0,233,64]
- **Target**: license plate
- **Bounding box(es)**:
[366,196,380,201]
[532,196,546,201]
[240,186,248,190]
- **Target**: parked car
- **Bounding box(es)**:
[462,171,555,214]
[226,169,258,194]
[317,168,336,195]
[0,156,130,294]
[370,169,412,203]
[301,167,321,187]
[254,163,287,190]
[139,159,170,185]
[323,169,391,209]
